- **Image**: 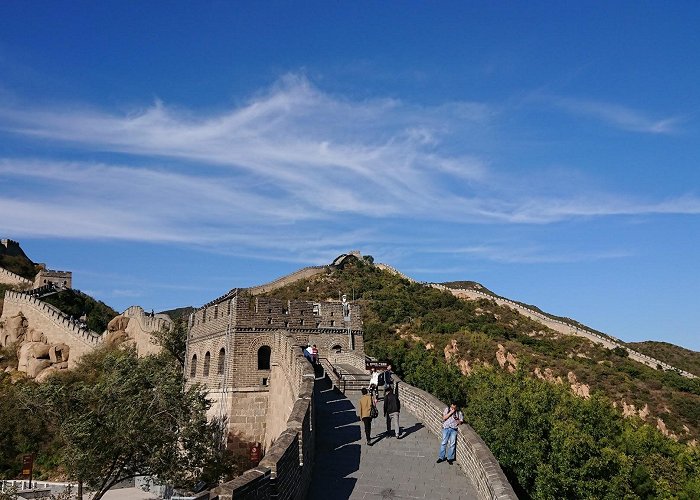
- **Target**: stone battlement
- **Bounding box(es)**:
[3,291,101,345]
[0,267,33,288]
[34,269,72,289]
[190,295,362,336]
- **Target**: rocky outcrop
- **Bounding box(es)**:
[534,367,563,384]
[567,372,590,399]
[496,344,518,373]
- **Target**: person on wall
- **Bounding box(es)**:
[383,385,401,438]
[358,387,374,445]
[436,402,463,465]
[368,367,380,402]
[383,364,394,395]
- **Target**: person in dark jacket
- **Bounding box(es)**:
[383,386,401,438]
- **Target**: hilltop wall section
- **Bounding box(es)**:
[0,239,28,258]
[246,266,327,296]
[0,267,33,288]
[375,262,695,378]
[436,284,697,378]
[34,269,72,289]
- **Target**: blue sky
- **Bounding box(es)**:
[1,2,699,350]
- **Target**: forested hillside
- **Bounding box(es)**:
[42,289,118,333]
[264,257,700,499]
[0,252,39,281]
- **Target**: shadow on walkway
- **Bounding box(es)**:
[396,421,424,439]
[307,376,361,499]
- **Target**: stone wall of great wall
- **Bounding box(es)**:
[187,295,362,390]
[396,377,518,500]
[0,267,33,288]
[377,262,696,378]
[186,294,362,461]
[433,284,697,378]
[120,305,172,357]
[33,268,72,289]
[209,332,316,500]
[0,291,101,374]
[1,291,101,349]
[322,351,518,500]
[0,291,170,378]
[247,266,327,296]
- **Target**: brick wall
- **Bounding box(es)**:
[210,333,316,500]
[396,378,517,500]
[186,296,363,392]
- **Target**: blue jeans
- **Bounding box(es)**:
[438,427,457,460]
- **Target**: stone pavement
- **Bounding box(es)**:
[307,377,480,500]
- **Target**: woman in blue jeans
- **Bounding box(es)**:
[436,402,463,465]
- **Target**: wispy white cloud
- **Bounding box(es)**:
[547,96,681,134]
[429,244,633,264]
[0,75,698,261]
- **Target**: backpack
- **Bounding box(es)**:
[378,372,385,386]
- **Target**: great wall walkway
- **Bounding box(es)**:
[308,376,479,499]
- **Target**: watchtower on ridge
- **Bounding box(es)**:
[185,277,364,457]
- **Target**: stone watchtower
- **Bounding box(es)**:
[34,265,72,289]
[185,288,363,456]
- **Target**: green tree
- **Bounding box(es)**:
[150,318,187,367]
[27,346,234,500]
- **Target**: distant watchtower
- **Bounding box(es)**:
[34,265,72,289]
[1,239,28,258]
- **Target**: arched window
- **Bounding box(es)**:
[203,352,211,377]
[258,346,271,370]
[190,354,197,377]
[218,348,226,375]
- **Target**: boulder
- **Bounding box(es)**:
[27,358,52,378]
[107,315,130,332]
[35,366,59,383]
[2,313,28,344]
[104,329,129,346]
[49,343,70,363]
[27,328,46,343]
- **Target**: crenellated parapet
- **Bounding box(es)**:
[122,305,172,333]
[440,285,698,378]
[191,295,362,335]
[33,268,72,289]
[2,291,101,346]
[0,267,33,288]
[0,291,102,378]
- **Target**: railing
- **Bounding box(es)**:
[320,356,370,394]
